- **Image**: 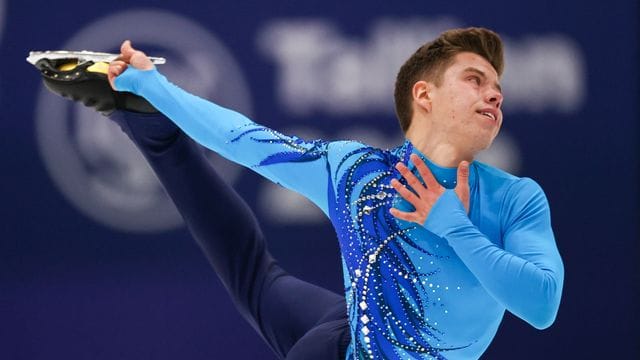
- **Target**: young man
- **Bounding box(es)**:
[72,27,561,359]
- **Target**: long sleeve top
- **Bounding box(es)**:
[114,68,564,360]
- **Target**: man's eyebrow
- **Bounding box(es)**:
[463,67,502,93]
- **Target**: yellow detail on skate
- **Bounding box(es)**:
[87,62,109,74]
[57,61,78,71]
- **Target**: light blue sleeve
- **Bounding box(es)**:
[114,67,331,213]
[424,178,564,330]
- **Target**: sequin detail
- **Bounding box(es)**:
[236,130,472,359]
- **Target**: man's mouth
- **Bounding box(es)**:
[477,109,497,122]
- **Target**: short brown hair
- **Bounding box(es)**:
[393,27,504,133]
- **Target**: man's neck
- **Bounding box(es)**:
[406,129,474,168]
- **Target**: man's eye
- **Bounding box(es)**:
[469,76,481,85]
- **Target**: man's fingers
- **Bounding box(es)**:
[130,51,154,70]
[117,40,154,70]
[120,40,135,61]
[410,154,440,190]
[390,179,421,208]
[107,40,153,91]
[395,162,429,198]
[389,207,420,224]
[457,161,470,186]
[108,70,121,90]
[109,60,127,72]
[455,161,470,213]
[108,61,127,78]
[108,61,127,90]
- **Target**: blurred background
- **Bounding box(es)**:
[1,0,638,358]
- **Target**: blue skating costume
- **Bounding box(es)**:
[115,68,564,360]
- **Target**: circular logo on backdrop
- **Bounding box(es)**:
[35,9,251,232]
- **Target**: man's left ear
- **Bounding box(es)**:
[412,81,433,113]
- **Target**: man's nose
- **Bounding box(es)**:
[486,88,503,109]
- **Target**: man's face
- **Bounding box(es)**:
[427,52,503,153]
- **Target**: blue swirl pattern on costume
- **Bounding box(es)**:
[115,68,564,360]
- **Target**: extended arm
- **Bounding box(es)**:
[109,41,331,212]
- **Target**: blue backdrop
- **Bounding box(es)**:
[1,0,638,359]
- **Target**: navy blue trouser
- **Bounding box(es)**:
[110,111,350,359]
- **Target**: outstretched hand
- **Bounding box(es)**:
[108,40,154,90]
[389,154,470,224]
